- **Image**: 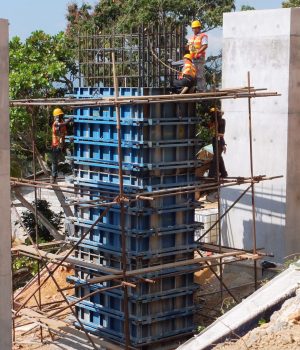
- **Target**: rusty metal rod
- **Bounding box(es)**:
[14,204,114,316]
[112,50,131,350]
[136,176,283,200]
[196,185,252,242]
[10,91,280,108]
[248,72,258,290]
[86,250,258,285]
[13,197,99,349]
[50,284,124,317]
[10,87,266,103]
[196,250,238,303]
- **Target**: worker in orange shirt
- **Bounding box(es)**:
[187,20,208,92]
[172,54,197,91]
[50,108,73,183]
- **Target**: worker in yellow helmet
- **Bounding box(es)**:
[50,108,73,183]
[207,107,228,179]
[172,54,197,92]
[186,20,208,91]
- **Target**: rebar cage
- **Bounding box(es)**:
[78,25,186,89]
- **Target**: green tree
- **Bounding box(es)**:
[17,199,63,243]
[10,31,77,177]
[282,0,300,7]
[66,0,236,34]
[241,5,255,11]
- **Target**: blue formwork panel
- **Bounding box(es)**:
[69,86,199,347]
[73,87,197,120]
[75,167,199,191]
[73,309,194,346]
[71,86,200,171]
[73,87,144,98]
[74,206,196,232]
[73,144,200,171]
[68,228,197,258]
[69,269,198,300]
[72,216,201,236]
[73,140,198,160]
[71,218,201,239]
[74,157,200,171]
[72,247,195,273]
[73,87,145,121]
[70,289,195,321]
[72,120,198,143]
[74,190,199,212]
[72,114,199,126]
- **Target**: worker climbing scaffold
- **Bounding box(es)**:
[208,107,228,179]
[50,108,73,183]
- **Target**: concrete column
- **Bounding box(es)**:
[0,19,12,349]
[221,8,300,262]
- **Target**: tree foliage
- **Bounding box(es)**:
[17,199,63,243]
[241,5,255,11]
[282,0,300,7]
[10,31,77,176]
[66,0,236,35]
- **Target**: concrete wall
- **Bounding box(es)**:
[0,19,12,350]
[221,8,300,262]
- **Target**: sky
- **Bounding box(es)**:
[1,0,285,51]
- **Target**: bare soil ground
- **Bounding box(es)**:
[13,265,74,350]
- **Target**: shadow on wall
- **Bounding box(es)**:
[241,219,286,260]
[221,186,286,261]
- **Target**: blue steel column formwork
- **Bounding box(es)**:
[67,87,203,349]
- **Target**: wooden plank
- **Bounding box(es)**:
[17,309,125,350]
[19,308,66,330]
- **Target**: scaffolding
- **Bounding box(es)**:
[10,27,282,350]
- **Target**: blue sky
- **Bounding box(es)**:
[1,0,284,49]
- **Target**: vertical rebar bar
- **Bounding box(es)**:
[212,74,223,302]
[77,25,189,89]
[163,25,167,91]
[31,111,43,343]
[78,30,81,87]
[247,71,258,290]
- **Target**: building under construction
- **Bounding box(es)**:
[1,7,300,350]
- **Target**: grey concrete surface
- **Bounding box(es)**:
[221,8,300,261]
[0,18,12,350]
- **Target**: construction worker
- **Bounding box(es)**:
[208,107,228,178]
[51,108,73,183]
[187,20,208,91]
[172,54,196,92]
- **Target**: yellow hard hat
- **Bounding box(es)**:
[184,54,192,61]
[53,108,64,117]
[191,20,201,29]
[210,107,220,113]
